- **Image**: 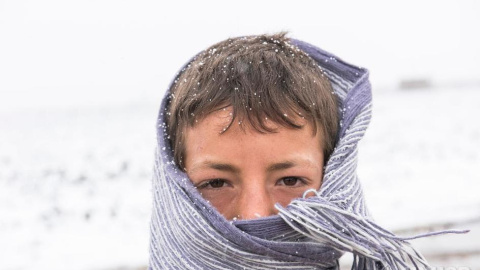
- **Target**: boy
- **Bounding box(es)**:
[166,33,338,220]
[149,33,452,269]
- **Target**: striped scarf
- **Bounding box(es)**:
[149,38,466,269]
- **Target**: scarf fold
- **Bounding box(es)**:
[149,38,467,270]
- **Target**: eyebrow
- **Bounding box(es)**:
[266,161,296,172]
[208,162,240,173]
[189,160,300,174]
[190,161,240,174]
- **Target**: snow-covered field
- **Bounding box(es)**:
[1,85,479,270]
[0,104,156,270]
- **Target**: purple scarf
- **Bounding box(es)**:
[149,37,467,269]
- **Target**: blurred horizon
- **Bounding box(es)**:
[1,0,480,111]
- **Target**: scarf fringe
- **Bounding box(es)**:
[277,190,468,270]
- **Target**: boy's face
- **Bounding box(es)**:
[184,108,324,220]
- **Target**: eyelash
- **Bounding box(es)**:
[196,176,308,189]
[276,176,307,187]
[196,179,228,189]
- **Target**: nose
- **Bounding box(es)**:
[236,186,277,220]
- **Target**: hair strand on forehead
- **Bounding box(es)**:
[166,32,339,169]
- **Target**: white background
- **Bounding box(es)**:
[1,0,479,110]
[1,1,479,269]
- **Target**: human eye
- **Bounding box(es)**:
[196,179,228,189]
[276,176,306,187]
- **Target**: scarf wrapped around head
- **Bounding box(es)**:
[149,37,466,269]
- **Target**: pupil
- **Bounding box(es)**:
[210,179,224,188]
[284,177,297,186]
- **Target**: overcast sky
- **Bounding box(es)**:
[1,0,479,110]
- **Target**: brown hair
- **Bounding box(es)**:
[166,33,339,169]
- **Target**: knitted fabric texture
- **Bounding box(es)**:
[149,38,465,269]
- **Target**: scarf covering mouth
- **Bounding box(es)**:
[149,38,466,270]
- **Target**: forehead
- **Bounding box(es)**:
[192,106,311,135]
[183,107,324,170]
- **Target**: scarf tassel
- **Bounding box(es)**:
[277,192,468,270]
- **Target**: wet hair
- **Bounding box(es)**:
[166,32,339,169]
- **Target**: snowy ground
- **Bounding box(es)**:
[1,86,479,270]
